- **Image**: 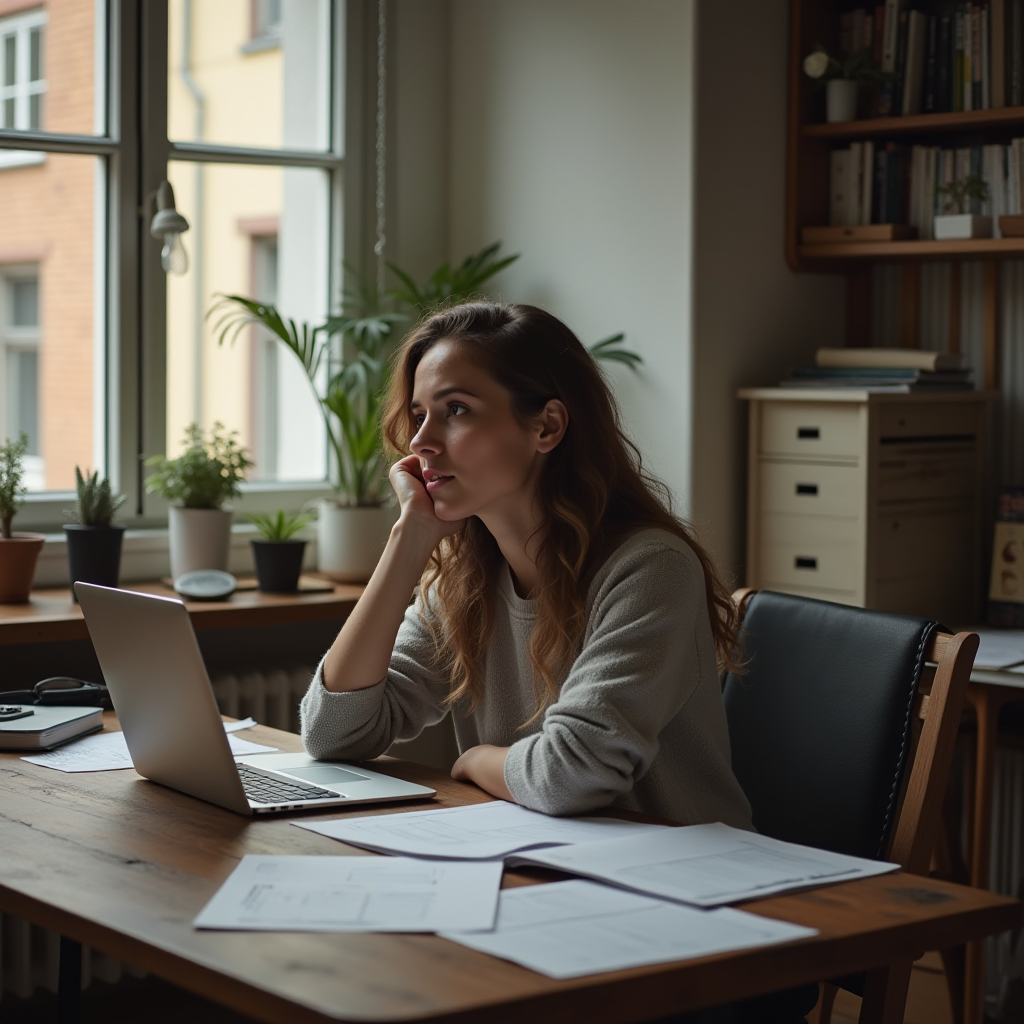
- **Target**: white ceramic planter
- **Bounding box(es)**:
[168,506,233,579]
[826,79,859,123]
[317,502,397,583]
[933,214,992,240]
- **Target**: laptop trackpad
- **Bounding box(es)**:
[285,766,372,787]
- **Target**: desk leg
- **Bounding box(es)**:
[57,936,81,1024]
[964,686,1001,1024]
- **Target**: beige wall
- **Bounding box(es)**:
[689,0,845,580]
[445,0,697,513]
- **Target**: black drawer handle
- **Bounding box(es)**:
[795,556,818,570]
[797,427,820,440]
[795,483,819,496]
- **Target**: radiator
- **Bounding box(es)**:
[0,665,315,1002]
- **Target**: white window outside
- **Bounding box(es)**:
[0,7,46,170]
[0,268,43,489]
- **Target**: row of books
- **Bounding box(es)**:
[838,0,1024,116]
[780,348,973,391]
[829,139,1024,234]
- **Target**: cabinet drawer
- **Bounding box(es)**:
[759,461,862,517]
[760,403,862,460]
[878,403,978,441]
[876,448,976,504]
[758,514,862,592]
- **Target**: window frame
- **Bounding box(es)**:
[0,0,350,535]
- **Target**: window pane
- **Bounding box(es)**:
[165,160,328,483]
[167,0,331,152]
[0,4,106,137]
[11,279,38,326]
[0,155,106,493]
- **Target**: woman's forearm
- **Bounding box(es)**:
[451,745,514,802]
[321,518,438,692]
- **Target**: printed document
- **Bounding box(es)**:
[510,822,898,906]
[972,629,1024,671]
[22,721,277,772]
[440,879,816,979]
[295,800,666,859]
[194,855,503,932]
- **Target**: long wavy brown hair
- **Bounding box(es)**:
[381,302,740,720]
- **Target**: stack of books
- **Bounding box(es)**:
[780,348,973,392]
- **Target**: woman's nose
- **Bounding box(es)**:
[410,419,441,455]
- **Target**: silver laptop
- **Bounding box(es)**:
[75,583,436,815]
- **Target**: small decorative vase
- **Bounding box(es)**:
[826,79,859,123]
[251,539,307,593]
[933,214,993,240]
[64,524,125,601]
[168,506,233,580]
[0,533,46,603]
[317,501,396,583]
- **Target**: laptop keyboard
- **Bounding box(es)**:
[237,765,336,805]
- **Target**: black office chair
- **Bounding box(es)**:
[722,589,978,1024]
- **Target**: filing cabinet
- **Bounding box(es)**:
[738,388,992,624]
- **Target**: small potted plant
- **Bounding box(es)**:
[248,509,313,593]
[145,422,253,580]
[935,175,992,240]
[0,433,45,603]
[803,46,886,123]
[64,468,127,598]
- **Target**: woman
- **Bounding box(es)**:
[300,301,752,831]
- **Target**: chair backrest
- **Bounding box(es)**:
[723,590,977,872]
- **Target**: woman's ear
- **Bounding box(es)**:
[535,399,569,454]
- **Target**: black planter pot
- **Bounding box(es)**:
[64,524,125,600]
[251,539,307,593]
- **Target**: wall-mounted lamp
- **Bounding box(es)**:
[150,180,190,276]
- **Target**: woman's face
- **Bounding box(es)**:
[409,340,560,523]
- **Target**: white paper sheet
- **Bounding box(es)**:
[294,800,667,859]
[440,879,817,979]
[193,854,503,932]
[970,628,1024,670]
[510,822,898,907]
[21,721,277,772]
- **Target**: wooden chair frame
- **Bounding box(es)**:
[731,589,980,1024]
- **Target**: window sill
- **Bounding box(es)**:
[239,34,281,54]
[31,523,319,588]
[0,150,45,171]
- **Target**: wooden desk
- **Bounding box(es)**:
[0,581,365,647]
[0,717,1019,1024]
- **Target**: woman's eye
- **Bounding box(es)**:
[449,403,468,416]
[412,413,425,428]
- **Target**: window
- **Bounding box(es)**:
[0,0,347,532]
[249,0,283,47]
[0,7,46,169]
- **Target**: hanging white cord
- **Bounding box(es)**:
[374,0,388,294]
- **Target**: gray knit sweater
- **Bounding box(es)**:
[300,528,753,827]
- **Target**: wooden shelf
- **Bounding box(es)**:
[0,579,365,646]
[803,106,1024,141]
[797,237,1024,261]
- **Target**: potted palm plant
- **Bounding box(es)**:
[248,509,313,593]
[0,433,45,603]
[210,242,642,581]
[64,467,127,598]
[145,422,253,580]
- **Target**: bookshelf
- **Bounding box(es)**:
[786,0,1024,380]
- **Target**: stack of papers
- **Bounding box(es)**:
[192,806,898,979]
[22,718,277,772]
[295,800,666,859]
[971,628,1024,672]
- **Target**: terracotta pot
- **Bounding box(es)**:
[0,533,46,603]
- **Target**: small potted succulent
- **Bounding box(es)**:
[145,422,253,580]
[248,509,313,593]
[935,175,992,240]
[64,467,127,599]
[0,433,45,603]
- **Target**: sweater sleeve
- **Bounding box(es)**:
[502,542,709,816]
[299,592,452,761]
